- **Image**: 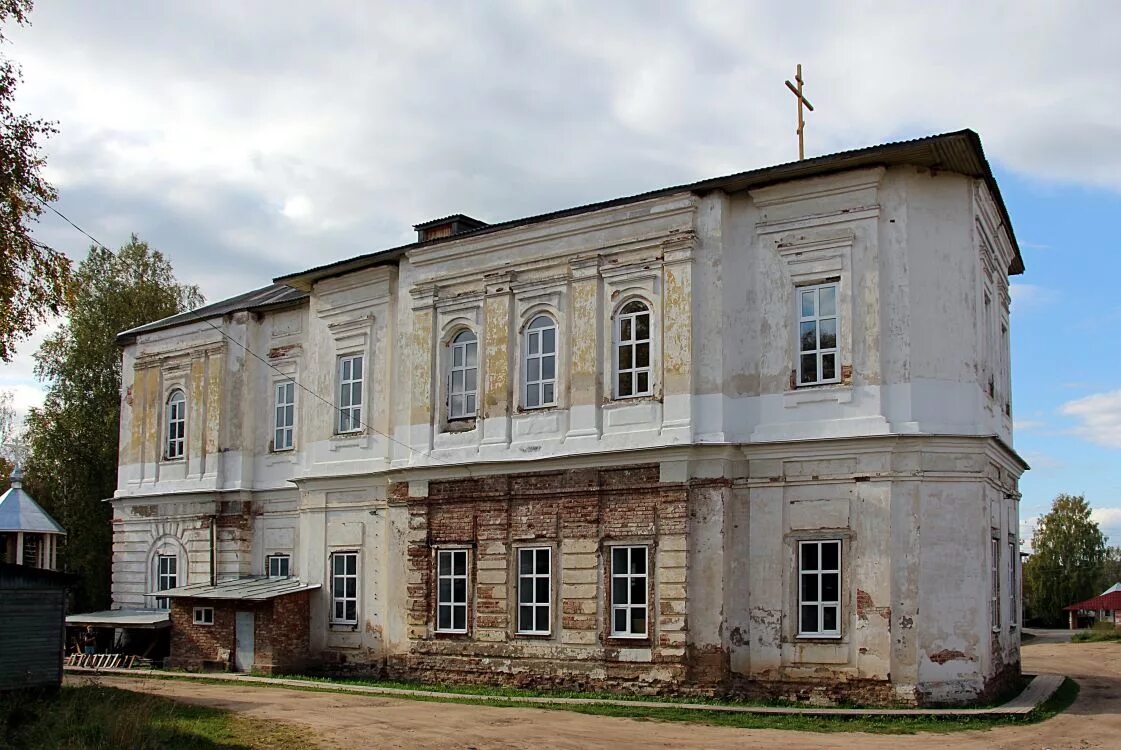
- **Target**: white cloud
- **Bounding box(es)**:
[1009,283,1057,313]
[1061,390,1121,449]
[1093,507,1121,547]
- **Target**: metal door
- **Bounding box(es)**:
[234,611,254,672]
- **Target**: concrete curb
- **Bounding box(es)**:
[64,666,1064,718]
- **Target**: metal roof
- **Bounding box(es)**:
[0,469,65,535]
[274,129,1024,290]
[1064,590,1121,612]
[149,576,321,601]
[65,609,171,629]
[116,283,309,344]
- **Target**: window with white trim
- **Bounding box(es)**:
[798,540,840,637]
[155,554,177,610]
[610,545,648,638]
[274,381,295,450]
[991,536,1001,631]
[447,331,478,420]
[523,316,557,409]
[192,606,214,625]
[1008,539,1018,628]
[336,355,363,433]
[797,283,839,386]
[615,301,651,398]
[330,551,358,624]
[436,548,469,633]
[267,553,291,578]
[165,389,186,459]
[517,547,551,635]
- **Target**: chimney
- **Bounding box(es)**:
[414,214,488,243]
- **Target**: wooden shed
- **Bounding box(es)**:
[0,563,73,690]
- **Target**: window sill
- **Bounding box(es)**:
[329,622,358,631]
[608,633,650,641]
[515,631,553,639]
[783,385,852,409]
[795,633,842,641]
[442,418,477,434]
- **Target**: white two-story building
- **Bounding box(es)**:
[110,130,1026,705]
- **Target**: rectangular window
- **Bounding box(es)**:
[337,355,363,433]
[517,547,551,635]
[615,301,652,398]
[991,536,1001,632]
[798,540,841,637]
[610,545,648,638]
[156,554,177,610]
[1008,539,1018,628]
[192,606,214,625]
[330,551,358,624]
[797,283,839,386]
[436,549,469,633]
[274,381,295,450]
[524,317,557,409]
[267,553,291,578]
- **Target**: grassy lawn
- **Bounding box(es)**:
[1071,627,1121,643]
[0,684,319,750]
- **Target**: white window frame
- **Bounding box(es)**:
[336,355,364,434]
[330,551,359,625]
[447,331,478,420]
[192,606,214,625]
[614,300,652,399]
[267,553,291,578]
[798,539,841,638]
[155,554,177,610]
[516,547,552,635]
[797,282,840,386]
[991,536,1001,632]
[273,380,296,450]
[610,545,649,638]
[165,389,186,459]
[436,548,469,634]
[523,316,557,409]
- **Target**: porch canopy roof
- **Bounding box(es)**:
[66,609,170,629]
[1064,590,1121,612]
[149,576,320,601]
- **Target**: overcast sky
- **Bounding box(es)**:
[3,1,1120,549]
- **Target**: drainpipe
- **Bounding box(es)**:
[210,515,218,586]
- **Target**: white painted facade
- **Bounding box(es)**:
[112,135,1026,703]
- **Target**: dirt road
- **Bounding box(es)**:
[83,637,1119,749]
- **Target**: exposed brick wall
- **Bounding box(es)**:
[167,591,311,674]
[391,463,701,694]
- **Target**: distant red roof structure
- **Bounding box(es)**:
[1063,591,1121,612]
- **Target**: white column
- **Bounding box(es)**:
[15,531,23,567]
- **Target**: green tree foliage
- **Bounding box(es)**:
[24,236,202,610]
[1023,494,1107,626]
[1096,546,1121,593]
[0,0,74,362]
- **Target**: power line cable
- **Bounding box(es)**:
[36,198,463,471]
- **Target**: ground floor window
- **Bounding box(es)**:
[798,539,840,637]
[991,536,1001,632]
[436,548,469,633]
[610,545,648,638]
[192,606,214,625]
[517,547,551,635]
[156,554,178,610]
[331,551,358,624]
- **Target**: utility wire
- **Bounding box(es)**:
[36,198,463,471]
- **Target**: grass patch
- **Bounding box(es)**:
[0,684,319,750]
[103,671,1081,736]
[1071,627,1121,643]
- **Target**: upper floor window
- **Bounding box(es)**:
[155,554,177,610]
[448,330,478,420]
[165,389,186,459]
[798,539,840,637]
[615,300,651,399]
[797,283,839,386]
[267,553,291,578]
[274,381,295,451]
[337,355,363,433]
[524,315,557,409]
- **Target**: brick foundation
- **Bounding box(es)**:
[168,590,312,674]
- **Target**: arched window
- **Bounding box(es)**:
[448,330,478,420]
[165,389,186,459]
[148,536,187,610]
[524,315,556,408]
[614,301,651,398]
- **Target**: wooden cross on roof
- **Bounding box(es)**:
[785,64,814,161]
